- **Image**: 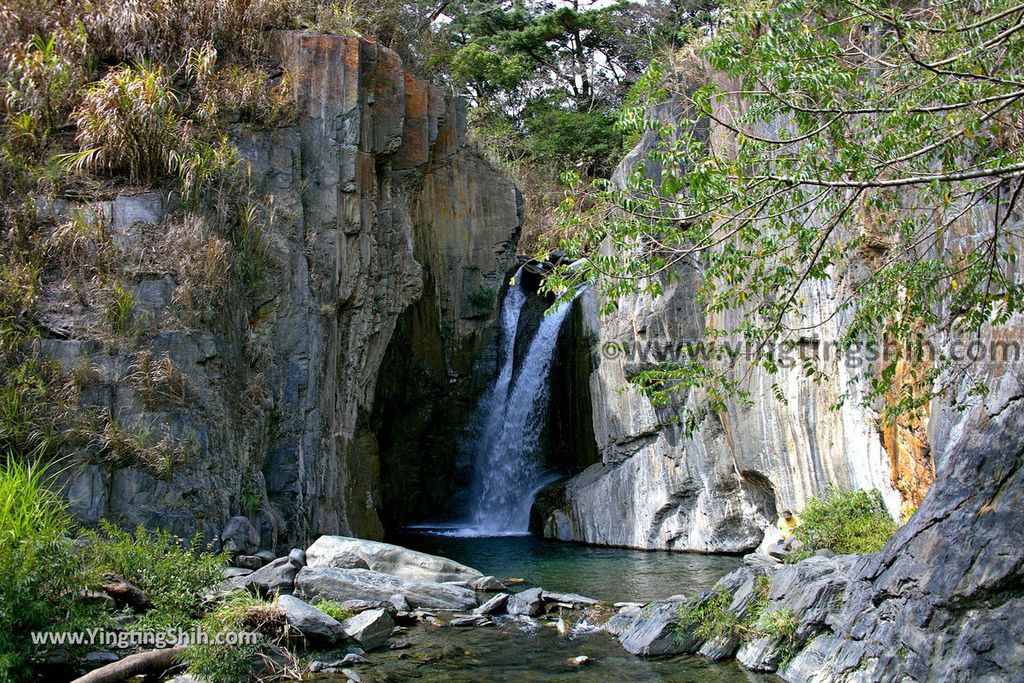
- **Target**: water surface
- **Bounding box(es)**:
[389,531,744,603]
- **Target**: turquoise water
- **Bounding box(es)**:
[389,531,744,602]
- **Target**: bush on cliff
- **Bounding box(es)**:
[790,487,897,560]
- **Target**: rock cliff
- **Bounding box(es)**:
[45,32,520,550]
[536,82,1016,558]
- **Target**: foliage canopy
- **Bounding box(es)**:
[548,0,1024,430]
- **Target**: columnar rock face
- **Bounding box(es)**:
[48,32,520,549]
[536,99,900,552]
[536,83,1015,555]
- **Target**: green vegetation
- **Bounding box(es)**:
[547,0,1024,432]
[313,598,355,622]
[675,575,801,666]
[0,457,91,683]
[186,593,287,683]
[467,285,498,313]
[676,574,771,643]
[789,488,898,561]
[81,520,228,628]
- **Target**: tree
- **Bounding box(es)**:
[547,0,1024,431]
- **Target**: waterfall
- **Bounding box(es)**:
[456,277,572,536]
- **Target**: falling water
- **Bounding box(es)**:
[456,277,572,536]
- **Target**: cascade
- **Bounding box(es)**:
[457,276,572,535]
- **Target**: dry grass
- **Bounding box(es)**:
[126,351,192,408]
[163,213,233,319]
[45,207,118,273]
[88,410,193,477]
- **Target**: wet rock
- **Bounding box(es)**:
[507,587,544,617]
[450,615,486,627]
[341,608,395,650]
[604,604,641,636]
[342,669,362,683]
[570,655,592,666]
[542,591,598,607]
[618,596,696,656]
[311,653,368,670]
[698,633,741,661]
[737,636,783,672]
[221,517,259,556]
[278,594,345,644]
[306,536,484,583]
[296,567,477,610]
[473,592,510,616]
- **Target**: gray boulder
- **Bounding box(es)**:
[278,594,345,644]
[472,575,507,591]
[221,517,260,556]
[604,605,641,636]
[306,536,483,583]
[506,587,544,617]
[295,567,477,610]
[473,593,510,616]
[235,555,264,570]
[618,596,696,656]
[341,608,395,650]
[223,567,253,579]
[389,593,410,612]
[737,636,784,672]
[234,555,300,597]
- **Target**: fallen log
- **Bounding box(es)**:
[69,646,186,683]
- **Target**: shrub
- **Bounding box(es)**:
[101,280,145,339]
[467,285,497,313]
[2,28,91,133]
[790,487,898,560]
[66,63,182,184]
[81,520,228,628]
[126,351,191,408]
[229,200,274,297]
[188,44,295,129]
[312,599,354,622]
[0,456,90,682]
[186,593,287,683]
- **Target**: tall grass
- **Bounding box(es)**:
[67,64,181,184]
[0,456,86,682]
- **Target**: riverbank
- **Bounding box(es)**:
[64,534,764,682]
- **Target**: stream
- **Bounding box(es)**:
[327,532,768,682]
